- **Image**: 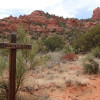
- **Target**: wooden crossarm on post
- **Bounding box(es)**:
[0,43,31,49]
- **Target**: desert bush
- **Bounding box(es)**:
[0,56,8,75]
[63,45,75,54]
[91,47,100,58]
[16,24,50,78]
[82,54,99,74]
[42,35,65,52]
[17,24,30,44]
[64,27,85,44]
[17,24,45,66]
[16,50,27,92]
[35,40,48,54]
[0,81,8,100]
[0,56,8,100]
[72,24,100,53]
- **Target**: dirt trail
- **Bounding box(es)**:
[80,75,100,100]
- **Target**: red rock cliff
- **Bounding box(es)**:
[92,7,100,20]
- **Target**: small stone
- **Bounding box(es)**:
[66,84,71,87]
[34,85,39,90]
[51,83,55,87]
[45,84,51,88]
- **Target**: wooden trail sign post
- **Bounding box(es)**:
[0,33,32,100]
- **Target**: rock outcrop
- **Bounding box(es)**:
[66,18,82,27]
[0,8,100,38]
[92,7,100,20]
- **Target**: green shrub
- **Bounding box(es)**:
[82,54,99,74]
[0,56,8,100]
[0,56,8,75]
[35,40,48,54]
[0,81,8,100]
[72,24,100,53]
[43,35,65,52]
[16,50,27,92]
[91,47,100,58]
[63,45,75,54]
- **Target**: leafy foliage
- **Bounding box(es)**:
[63,45,75,54]
[43,35,65,51]
[82,54,99,74]
[64,27,85,44]
[0,81,8,100]
[0,56,8,100]
[72,24,100,53]
[91,47,100,58]
[17,25,30,44]
[0,56,8,75]
[16,50,27,92]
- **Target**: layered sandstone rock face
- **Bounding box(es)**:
[92,7,100,20]
[85,22,97,27]
[66,19,82,27]
[0,8,100,37]
[0,10,65,35]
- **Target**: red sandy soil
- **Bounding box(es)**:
[49,75,100,100]
[22,75,100,100]
[20,73,100,100]
[18,69,100,100]
[80,75,100,100]
[17,54,100,100]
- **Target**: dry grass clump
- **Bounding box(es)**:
[43,51,64,68]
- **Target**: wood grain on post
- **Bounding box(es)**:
[9,33,16,100]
